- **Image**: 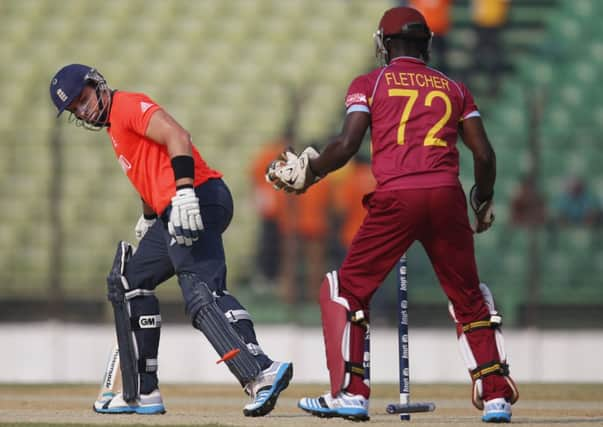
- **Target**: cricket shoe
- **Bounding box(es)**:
[482,397,511,423]
[298,391,369,421]
[243,360,293,416]
[93,389,166,414]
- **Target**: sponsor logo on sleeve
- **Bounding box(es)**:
[118,155,132,173]
[140,102,154,113]
[345,93,367,108]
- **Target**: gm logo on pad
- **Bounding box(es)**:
[139,315,161,328]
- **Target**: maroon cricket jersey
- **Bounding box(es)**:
[345,56,479,190]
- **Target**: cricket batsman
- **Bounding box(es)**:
[49,64,292,416]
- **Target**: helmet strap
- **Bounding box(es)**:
[373,29,389,66]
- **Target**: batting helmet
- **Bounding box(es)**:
[50,64,112,129]
[374,7,432,66]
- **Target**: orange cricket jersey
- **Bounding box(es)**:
[107,91,222,214]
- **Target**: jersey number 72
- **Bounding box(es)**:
[388,89,452,147]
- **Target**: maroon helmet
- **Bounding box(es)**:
[373,7,432,65]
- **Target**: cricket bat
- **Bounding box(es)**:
[96,344,122,402]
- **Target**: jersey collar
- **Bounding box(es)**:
[389,56,425,66]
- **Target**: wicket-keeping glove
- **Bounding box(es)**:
[470,184,495,233]
[134,214,156,241]
[168,187,203,246]
[265,146,321,194]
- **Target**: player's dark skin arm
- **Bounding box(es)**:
[309,112,371,177]
[459,117,496,201]
[146,109,194,189]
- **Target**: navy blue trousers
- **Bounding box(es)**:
[122,178,271,392]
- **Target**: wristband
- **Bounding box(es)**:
[171,155,195,181]
[176,183,194,191]
[143,213,158,220]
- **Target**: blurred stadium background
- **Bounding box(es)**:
[0,0,602,384]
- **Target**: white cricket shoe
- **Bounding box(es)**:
[243,361,293,417]
[93,389,166,414]
[298,391,369,421]
[482,397,511,423]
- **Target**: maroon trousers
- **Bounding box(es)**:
[336,186,511,401]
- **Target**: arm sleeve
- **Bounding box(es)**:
[459,82,480,120]
[345,75,371,115]
[121,94,162,136]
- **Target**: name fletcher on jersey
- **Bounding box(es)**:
[384,71,451,90]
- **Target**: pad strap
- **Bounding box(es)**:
[471,360,510,381]
[246,343,265,356]
[138,358,158,373]
[345,361,365,378]
[348,310,368,326]
[462,315,502,333]
[125,289,156,300]
[224,309,252,323]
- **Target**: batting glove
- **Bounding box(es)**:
[134,214,156,241]
[168,187,203,246]
[470,184,495,233]
[265,146,321,194]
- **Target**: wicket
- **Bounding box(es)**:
[386,254,436,419]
